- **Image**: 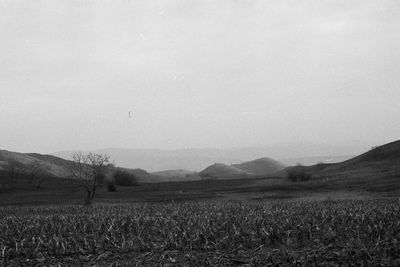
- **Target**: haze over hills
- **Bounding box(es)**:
[54,148,241,173]
[53,141,370,172]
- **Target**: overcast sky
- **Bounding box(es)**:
[1,0,399,153]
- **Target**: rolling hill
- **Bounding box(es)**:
[199,163,253,180]
[199,158,286,180]
[232,157,286,176]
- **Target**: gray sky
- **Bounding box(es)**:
[1,0,399,153]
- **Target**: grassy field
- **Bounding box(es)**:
[1,199,400,266]
[1,168,400,206]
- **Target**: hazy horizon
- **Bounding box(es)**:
[1,139,388,156]
[1,1,399,154]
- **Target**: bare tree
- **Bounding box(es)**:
[70,152,111,205]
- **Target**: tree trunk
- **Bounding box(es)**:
[85,188,92,206]
[85,187,97,206]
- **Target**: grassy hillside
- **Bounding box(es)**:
[280,140,400,191]
[330,140,400,170]
[0,150,71,178]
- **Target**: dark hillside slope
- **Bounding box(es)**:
[27,153,72,167]
[115,167,163,183]
[306,140,400,173]
[0,150,70,177]
[333,140,400,169]
[282,140,400,190]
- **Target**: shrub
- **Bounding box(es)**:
[113,170,139,186]
[287,165,312,182]
[107,181,117,192]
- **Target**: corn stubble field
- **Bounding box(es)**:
[1,199,400,266]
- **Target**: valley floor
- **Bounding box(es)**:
[1,173,399,206]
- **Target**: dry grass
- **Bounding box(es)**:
[1,199,400,266]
